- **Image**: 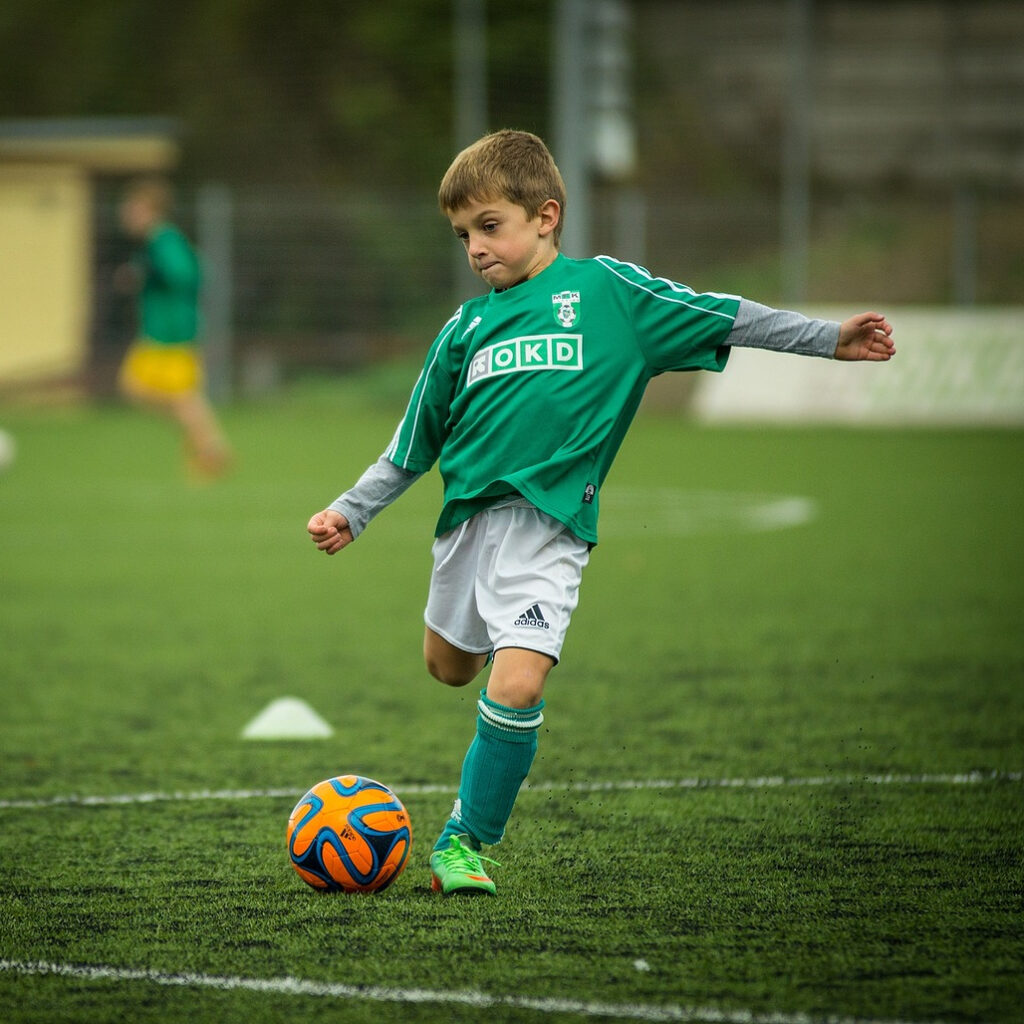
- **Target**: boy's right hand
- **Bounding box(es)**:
[307,510,353,555]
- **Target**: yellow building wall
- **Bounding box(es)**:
[0,164,90,383]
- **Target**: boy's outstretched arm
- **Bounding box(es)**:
[308,509,353,555]
[835,312,895,362]
[728,300,893,362]
[307,453,422,557]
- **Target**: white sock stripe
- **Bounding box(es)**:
[477,699,545,732]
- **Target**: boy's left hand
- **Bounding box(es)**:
[835,312,895,361]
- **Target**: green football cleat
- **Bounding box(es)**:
[429,835,499,896]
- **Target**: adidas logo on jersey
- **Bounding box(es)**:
[514,603,550,630]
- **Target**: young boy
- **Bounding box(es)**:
[116,176,232,479]
[307,130,894,896]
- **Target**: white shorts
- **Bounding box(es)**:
[424,499,590,662]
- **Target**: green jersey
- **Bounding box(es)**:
[386,253,737,544]
[136,223,201,344]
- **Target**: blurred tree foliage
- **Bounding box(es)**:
[0,0,552,187]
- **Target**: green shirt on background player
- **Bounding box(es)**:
[307,130,895,896]
[136,222,201,345]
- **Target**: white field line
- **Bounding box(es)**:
[0,770,1019,811]
[0,958,952,1024]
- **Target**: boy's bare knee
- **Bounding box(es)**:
[426,660,475,687]
[486,648,554,708]
[430,663,473,688]
[423,629,487,687]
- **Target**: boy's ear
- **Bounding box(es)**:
[536,199,561,238]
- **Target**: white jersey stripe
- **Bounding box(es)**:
[391,308,462,469]
[595,256,739,321]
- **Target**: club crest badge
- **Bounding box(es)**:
[552,290,581,328]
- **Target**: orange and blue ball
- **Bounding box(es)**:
[287,775,412,893]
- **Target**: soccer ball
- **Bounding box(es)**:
[286,775,412,893]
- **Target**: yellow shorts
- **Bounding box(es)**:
[118,341,203,397]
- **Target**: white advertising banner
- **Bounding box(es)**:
[694,308,1024,426]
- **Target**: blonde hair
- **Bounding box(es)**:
[438,130,566,246]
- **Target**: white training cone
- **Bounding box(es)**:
[241,697,334,740]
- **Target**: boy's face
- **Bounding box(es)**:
[447,196,559,290]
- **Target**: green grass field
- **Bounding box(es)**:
[1,369,1022,1024]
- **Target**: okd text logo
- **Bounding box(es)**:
[467,334,583,387]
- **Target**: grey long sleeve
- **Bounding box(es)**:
[328,455,421,540]
[729,299,839,358]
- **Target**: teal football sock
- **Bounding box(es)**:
[433,690,545,851]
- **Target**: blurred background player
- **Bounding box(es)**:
[116,176,232,480]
